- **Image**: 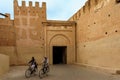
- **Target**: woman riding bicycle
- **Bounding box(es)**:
[42,57,49,73]
[28,57,38,74]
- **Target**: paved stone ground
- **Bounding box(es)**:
[0,65,120,80]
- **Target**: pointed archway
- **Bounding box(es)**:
[47,34,74,64]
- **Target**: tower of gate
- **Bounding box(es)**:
[13,0,46,65]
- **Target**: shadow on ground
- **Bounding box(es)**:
[0,65,120,80]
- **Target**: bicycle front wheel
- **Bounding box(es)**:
[25,69,31,78]
[47,66,50,72]
[39,69,44,79]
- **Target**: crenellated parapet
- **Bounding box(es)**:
[14,0,46,8]
[68,0,103,21]
[14,0,46,19]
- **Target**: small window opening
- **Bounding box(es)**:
[116,0,120,3]
[115,30,118,32]
[105,32,108,35]
[108,14,111,17]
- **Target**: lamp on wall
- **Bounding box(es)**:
[0,13,8,17]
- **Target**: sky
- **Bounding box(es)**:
[0,0,87,20]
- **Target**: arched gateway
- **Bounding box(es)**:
[43,21,76,64]
[50,34,70,64]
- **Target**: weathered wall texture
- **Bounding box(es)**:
[0,54,9,76]
[0,1,76,65]
[1,0,120,72]
[69,0,120,72]
[14,0,46,65]
[0,14,16,65]
[43,21,76,64]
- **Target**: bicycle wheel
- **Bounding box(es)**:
[25,69,31,78]
[47,66,50,72]
[39,69,44,79]
[34,68,38,75]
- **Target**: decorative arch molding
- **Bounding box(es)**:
[49,34,71,46]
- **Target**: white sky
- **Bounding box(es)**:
[0,0,87,20]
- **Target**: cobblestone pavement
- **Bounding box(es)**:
[0,65,120,80]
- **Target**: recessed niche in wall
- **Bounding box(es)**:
[116,0,120,3]
[84,45,86,47]
[108,14,111,17]
[83,6,85,13]
[105,32,108,35]
[95,0,98,5]
[79,12,81,17]
[115,30,118,32]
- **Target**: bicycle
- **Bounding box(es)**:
[39,64,50,79]
[25,65,38,78]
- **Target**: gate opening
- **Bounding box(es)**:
[53,46,67,64]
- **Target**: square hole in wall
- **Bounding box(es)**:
[116,0,120,3]
[105,32,108,35]
[115,30,118,32]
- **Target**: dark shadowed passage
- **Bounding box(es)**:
[53,46,67,64]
